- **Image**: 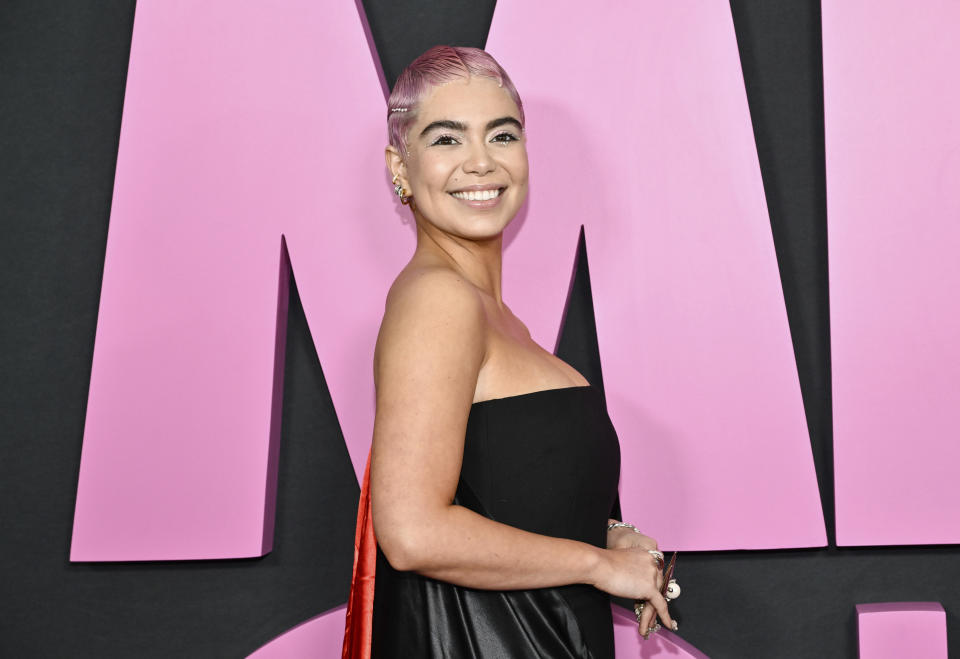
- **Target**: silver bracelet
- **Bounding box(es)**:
[607,521,642,534]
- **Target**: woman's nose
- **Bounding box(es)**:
[463,139,495,175]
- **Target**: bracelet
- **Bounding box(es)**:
[607,521,642,534]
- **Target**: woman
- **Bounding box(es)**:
[343,45,676,659]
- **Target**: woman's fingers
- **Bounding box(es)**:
[637,587,676,639]
[639,601,657,638]
[646,591,676,632]
[654,564,665,593]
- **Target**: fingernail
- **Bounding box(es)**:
[671,620,679,631]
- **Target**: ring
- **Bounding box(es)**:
[647,549,665,570]
[665,578,681,601]
[633,600,645,623]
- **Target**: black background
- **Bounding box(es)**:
[1,1,957,657]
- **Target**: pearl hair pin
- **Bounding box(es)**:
[389,107,408,113]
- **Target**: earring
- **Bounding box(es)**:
[392,174,412,205]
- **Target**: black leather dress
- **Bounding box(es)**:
[371,384,622,658]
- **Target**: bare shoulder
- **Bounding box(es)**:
[379,266,485,342]
[385,265,483,319]
[374,265,487,393]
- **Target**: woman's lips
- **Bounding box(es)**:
[449,187,505,209]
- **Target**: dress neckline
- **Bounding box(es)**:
[471,383,593,407]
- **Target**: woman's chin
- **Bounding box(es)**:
[418,209,514,240]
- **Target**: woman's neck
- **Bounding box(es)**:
[414,220,505,308]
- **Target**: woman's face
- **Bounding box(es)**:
[389,76,529,239]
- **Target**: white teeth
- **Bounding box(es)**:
[451,188,502,201]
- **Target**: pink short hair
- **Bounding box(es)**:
[387,45,525,157]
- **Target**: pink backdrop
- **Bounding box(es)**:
[71,0,400,560]
[68,0,959,655]
[856,603,948,659]
[69,0,824,653]
[72,0,825,564]
[488,0,825,552]
[823,0,960,546]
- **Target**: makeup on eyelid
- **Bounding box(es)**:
[429,132,519,146]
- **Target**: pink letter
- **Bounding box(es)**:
[487,1,826,549]
[857,603,948,659]
[823,0,960,546]
[71,1,402,561]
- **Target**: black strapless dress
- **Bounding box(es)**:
[370,384,622,658]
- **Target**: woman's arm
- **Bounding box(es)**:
[370,268,673,627]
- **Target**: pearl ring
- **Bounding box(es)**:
[665,578,681,601]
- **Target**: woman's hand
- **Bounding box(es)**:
[590,545,676,634]
[606,520,664,594]
[606,518,659,552]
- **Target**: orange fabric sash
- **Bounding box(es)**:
[341,449,375,659]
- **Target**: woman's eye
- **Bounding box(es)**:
[429,133,518,146]
[430,135,459,146]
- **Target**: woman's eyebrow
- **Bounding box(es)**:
[485,116,523,132]
[419,116,523,138]
[419,119,466,137]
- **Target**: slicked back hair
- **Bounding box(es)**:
[387,45,525,158]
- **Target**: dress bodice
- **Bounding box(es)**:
[460,385,620,548]
[371,384,621,658]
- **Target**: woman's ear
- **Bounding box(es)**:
[385,145,408,188]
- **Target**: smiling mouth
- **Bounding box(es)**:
[449,187,506,201]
